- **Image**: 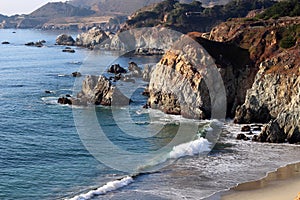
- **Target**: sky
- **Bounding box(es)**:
[0,0,68,16]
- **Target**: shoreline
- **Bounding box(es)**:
[216,162,300,200]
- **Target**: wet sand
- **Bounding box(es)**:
[221,162,300,200]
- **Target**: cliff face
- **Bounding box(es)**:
[147,15,300,143]
[235,49,300,143]
[147,33,256,119]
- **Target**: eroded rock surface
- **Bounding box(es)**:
[76,75,131,106]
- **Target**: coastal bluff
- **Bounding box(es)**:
[235,53,300,143]
[147,32,255,119]
[147,17,300,143]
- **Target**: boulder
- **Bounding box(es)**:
[72,72,81,77]
[241,125,251,132]
[128,62,142,77]
[76,75,131,106]
[108,64,127,74]
[56,34,75,46]
[58,97,72,105]
[236,133,249,141]
[252,135,259,142]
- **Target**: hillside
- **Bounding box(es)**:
[70,0,163,15]
[121,0,276,33]
[29,2,95,18]
[69,0,231,16]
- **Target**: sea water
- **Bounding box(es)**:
[0,29,300,200]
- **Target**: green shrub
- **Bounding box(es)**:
[280,35,296,48]
[258,0,300,19]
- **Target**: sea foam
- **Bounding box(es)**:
[68,176,134,200]
[169,137,211,159]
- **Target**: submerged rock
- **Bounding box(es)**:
[236,133,249,141]
[25,41,44,47]
[62,47,75,53]
[241,125,251,132]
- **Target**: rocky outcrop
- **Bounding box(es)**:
[76,27,109,49]
[56,34,75,46]
[25,41,45,47]
[128,62,142,77]
[147,32,255,119]
[58,97,72,105]
[76,75,131,106]
[235,49,300,143]
[107,64,127,74]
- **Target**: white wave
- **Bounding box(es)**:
[41,97,58,105]
[68,176,134,200]
[169,137,211,159]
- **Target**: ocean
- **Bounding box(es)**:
[0,29,300,200]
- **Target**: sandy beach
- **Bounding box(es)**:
[221,162,300,200]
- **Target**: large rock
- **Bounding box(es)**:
[76,27,109,49]
[128,62,142,77]
[56,34,75,46]
[107,64,127,74]
[147,33,255,119]
[77,75,131,106]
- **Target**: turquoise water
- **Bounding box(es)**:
[1,29,300,200]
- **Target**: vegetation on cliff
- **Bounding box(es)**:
[257,0,300,19]
[123,0,276,33]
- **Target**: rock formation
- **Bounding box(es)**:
[76,75,131,106]
[205,15,300,144]
[76,27,109,49]
[107,64,127,74]
[147,32,255,119]
[235,51,300,143]
[56,34,75,46]
[128,62,142,77]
